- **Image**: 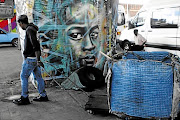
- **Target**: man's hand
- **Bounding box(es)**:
[142,42,146,47]
[37,61,44,68]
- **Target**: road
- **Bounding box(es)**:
[0,44,22,81]
[0,44,25,100]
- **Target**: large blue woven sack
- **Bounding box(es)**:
[110,52,173,118]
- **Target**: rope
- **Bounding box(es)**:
[42,61,90,97]
[41,66,87,109]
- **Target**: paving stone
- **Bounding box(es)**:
[1,109,12,120]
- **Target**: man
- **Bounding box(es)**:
[13,15,48,105]
[133,29,147,51]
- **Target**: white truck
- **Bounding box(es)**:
[119,0,180,57]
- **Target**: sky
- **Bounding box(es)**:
[119,0,149,5]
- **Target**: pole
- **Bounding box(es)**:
[8,18,12,32]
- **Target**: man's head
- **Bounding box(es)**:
[134,29,138,36]
[18,15,29,30]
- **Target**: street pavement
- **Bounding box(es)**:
[0,87,120,120]
[0,44,120,120]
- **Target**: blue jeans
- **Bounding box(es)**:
[20,58,46,98]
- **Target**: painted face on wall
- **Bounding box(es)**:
[65,2,106,68]
[33,0,109,78]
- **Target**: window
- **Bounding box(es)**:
[151,7,180,28]
[0,30,5,34]
[117,12,125,26]
[128,11,147,29]
[132,11,147,27]
[131,5,134,9]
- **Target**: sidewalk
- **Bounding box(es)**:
[0,84,120,120]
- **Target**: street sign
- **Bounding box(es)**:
[0,0,14,19]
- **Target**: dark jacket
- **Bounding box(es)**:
[23,23,40,58]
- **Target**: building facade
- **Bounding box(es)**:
[120,3,143,18]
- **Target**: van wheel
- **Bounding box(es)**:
[123,41,131,51]
[12,38,18,47]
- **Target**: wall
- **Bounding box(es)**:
[15,0,118,79]
[0,2,17,32]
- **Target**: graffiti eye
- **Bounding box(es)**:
[90,32,98,39]
[69,33,83,41]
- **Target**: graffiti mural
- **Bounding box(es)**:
[0,1,17,32]
[15,0,118,79]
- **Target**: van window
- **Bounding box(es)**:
[151,7,180,28]
[137,12,147,26]
[117,12,125,26]
[129,11,147,29]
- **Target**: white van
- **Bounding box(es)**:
[119,0,180,56]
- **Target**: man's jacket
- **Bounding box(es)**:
[23,23,40,58]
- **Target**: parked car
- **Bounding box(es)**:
[0,28,19,47]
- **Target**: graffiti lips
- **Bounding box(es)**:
[79,55,95,67]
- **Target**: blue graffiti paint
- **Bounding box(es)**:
[33,0,118,78]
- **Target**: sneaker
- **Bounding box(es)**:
[33,95,49,102]
[13,96,31,105]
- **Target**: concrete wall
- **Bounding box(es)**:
[15,0,118,79]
